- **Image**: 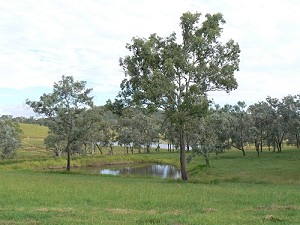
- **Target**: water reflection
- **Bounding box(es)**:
[88,164,181,179]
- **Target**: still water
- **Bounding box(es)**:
[80,164,181,179]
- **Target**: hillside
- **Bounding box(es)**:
[18,123,49,157]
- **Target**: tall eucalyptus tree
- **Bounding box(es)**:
[117,12,240,180]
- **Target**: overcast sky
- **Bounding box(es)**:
[1,0,300,117]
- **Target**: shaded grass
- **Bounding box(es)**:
[188,148,300,185]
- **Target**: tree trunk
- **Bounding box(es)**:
[232,144,246,156]
[95,143,103,154]
[296,134,300,148]
[277,140,282,152]
[146,144,150,153]
[109,143,114,155]
[186,135,190,152]
[156,140,160,152]
[241,148,246,156]
[179,129,188,181]
[90,142,95,155]
[83,141,87,154]
[66,143,71,172]
[204,155,210,166]
[255,141,260,157]
[260,132,263,152]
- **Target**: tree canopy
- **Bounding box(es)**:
[0,116,22,159]
[117,11,240,180]
[26,75,98,171]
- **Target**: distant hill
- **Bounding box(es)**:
[19,123,49,139]
[18,123,49,157]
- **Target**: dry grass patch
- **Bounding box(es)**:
[256,204,300,211]
[202,208,217,213]
[0,219,40,225]
[106,208,157,215]
[262,214,283,222]
[34,207,73,212]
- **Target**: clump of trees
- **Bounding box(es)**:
[26,75,102,171]
[188,95,300,163]
[0,116,22,159]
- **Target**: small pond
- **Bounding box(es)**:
[77,164,181,179]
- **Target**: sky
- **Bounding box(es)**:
[1,0,300,117]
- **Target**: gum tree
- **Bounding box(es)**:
[118,12,240,180]
[26,75,96,171]
[266,95,299,152]
[286,95,300,148]
[118,108,159,154]
[0,116,22,159]
[248,101,273,154]
[225,102,251,156]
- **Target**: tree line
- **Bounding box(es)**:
[1,76,300,181]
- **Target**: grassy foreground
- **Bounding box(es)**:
[0,124,299,224]
[0,169,299,225]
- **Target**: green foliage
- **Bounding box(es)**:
[44,132,65,156]
[118,108,160,153]
[225,101,250,155]
[0,116,22,159]
[118,11,240,180]
[26,75,98,171]
[265,95,300,152]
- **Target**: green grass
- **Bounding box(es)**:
[18,123,50,158]
[0,169,299,225]
[19,123,49,139]
[188,149,300,185]
[0,123,299,224]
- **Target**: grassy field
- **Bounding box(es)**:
[0,123,299,224]
[18,123,50,158]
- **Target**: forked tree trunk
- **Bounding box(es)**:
[232,144,246,156]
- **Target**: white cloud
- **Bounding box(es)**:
[0,103,35,117]
[1,0,300,116]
